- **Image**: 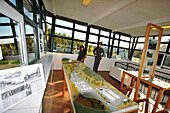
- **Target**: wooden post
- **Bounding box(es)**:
[62,77,66,97]
[152,89,164,113]
[165,96,170,109]
[120,72,126,90]
[61,66,63,79]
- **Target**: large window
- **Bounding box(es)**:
[23,0,33,20]
[119,49,129,59]
[74,31,86,41]
[132,50,142,62]
[0,13,22,70]
[75,24,87,31]
[100,37,109,45]
[87,43,97,55]
[89,35,98,43]
[56,19,73,28]
[53,37,71,53]
[55,27,72,38]
[73,41,85,54]
[25,24,37,63]
[46,16,52,24]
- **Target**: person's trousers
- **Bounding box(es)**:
[93,56,101,73]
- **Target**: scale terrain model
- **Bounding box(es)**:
[62,60,138,113]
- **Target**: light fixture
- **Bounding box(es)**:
[82,0,92,6]
[152,25,170,30]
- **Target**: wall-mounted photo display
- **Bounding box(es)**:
[143,67,150,74]
[147,51,153,58]
[147,60,154,66]
[148,39,158,50]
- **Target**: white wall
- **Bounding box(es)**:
[53,53,117,71]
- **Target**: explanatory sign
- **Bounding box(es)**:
[0,63,45,113]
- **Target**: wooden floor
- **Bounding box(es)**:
[42,70,168,113]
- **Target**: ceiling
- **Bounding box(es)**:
[43,0,170,36]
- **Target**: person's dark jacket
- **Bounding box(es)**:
[93,47,104,58]
[77,50,86,61]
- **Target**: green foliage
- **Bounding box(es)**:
[0,60,21,64]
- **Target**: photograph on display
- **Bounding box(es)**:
[24,67,41,82]
[0,71,25,90]
[147,60,154,66]
[148,39,157,50]
[147,51,153,58]
[143,67,150,74]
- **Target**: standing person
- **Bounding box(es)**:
[93,42,104,73]
[77,45,87,62]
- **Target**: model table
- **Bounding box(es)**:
[61,60,138,113]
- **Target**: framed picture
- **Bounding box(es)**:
[148,39,157,50]
[143,67,150,74]
[147,60,154,66]
[147,51,153,58]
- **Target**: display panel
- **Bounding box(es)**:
[0,63,45,113]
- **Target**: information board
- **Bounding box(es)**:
[0,63,45,113]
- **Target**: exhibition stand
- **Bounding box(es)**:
[120,23,170,113]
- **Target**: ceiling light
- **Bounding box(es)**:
[82,0,92,6]
[152,25,170,30]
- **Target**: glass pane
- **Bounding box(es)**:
[115,34,119,39]
[36,11,40,27]
[42,20,45,32]
[120,35,130,41]
[43,34,47,52]
[114,39,118,47]
[132,50,142,62]
[55,27,72,38]
[101,30,109,37]
[53,37,71,53]
[75,24,87,31]
[89,35,98,43]
[87,43,97,56]
[0,14,22,70]
[163,55,170,67]
[9,0,16,6]
[136,43,144,50]
[47,24,52,35]
[160,44,168,51]
[138,37,145,42]
[0,15,10,23]
[0,26,13,36]
[25,24,36,63]
[100,37,109,45]
[119,49,129,59]
[90,28,99,34]
[102,45,108,57]
[56,19,73,28]
[73,41,85,54]
[46,16,52,23]
[161,36,170,42]
[23,0,33,20]
[111,47,118,58]
[119,41,129,48]
[39,34,43,53]
[74,31,86,41]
